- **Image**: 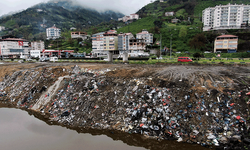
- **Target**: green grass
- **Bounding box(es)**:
[117,16,157,35]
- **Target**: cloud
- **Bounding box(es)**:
[0,0,151,17]
[77,0,151,15]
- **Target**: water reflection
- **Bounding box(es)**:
[0,106,212,150]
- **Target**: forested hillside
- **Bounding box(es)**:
[0,0,124,40]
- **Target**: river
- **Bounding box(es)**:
[0,107,211,150]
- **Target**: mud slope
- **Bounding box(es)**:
[0,63,250,149]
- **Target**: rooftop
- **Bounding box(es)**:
[217,35,238,38]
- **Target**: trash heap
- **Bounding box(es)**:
[0,65,250,149]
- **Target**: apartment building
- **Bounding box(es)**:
[46,25,61,40]
[203,3,250,31]
[136,30,153,45]
[118,33,134,52]
[0,26,5,31]
[129,38,147,52]
[214,35,238,52]
[91,32,106,57]
[0,38,30,57]
[103,30,118,51]
[31,41,45,51]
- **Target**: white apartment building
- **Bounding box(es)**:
[31,41,45,51]
[0,26,5,31]
[46,25,61,40]
[203,3,250,31]
[91,32,106,57]
[136,30,153,45]
[0,38,30,57]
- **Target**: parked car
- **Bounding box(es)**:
[176,51,181,54]
[178,57,193,62]
[40,57,50,62]
[204,51,211,53]
[49,57,58,62]
[215,51,222,53]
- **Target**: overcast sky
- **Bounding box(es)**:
[0,0,152,17]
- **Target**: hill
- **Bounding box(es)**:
[116,0,250,53]
[0,0,124,39]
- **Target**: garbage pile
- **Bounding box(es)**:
[0,65,250,149]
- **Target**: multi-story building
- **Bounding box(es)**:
[46,25,61,40]
[118,14,139,22]
[202,3,250,31]
[71,32,88,40]
[91,32,106,57]
[0,38,30,58]
[214,35,238,52]
[129,38,147,52]
[31,41,45,51]
[103,30,118,52]
[0,26,5,31]
[136,30,153,45]
[118,33,134,53]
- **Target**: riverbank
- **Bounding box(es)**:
[0,62,249,149]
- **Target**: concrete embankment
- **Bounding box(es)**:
[0,63,250,149]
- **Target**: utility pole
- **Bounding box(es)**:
[170,34,172,59]
[160,33,162,59]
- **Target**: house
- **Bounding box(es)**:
[130,14,139,20]
[214,35,238,53]
[171,18,179,23]
[136,30,153,45]
[118,14,140,22]
[46,25,61,40]
[40,24,47,28]
[71,32,88,40]
[165,11,174,16]
[0,38,30,58]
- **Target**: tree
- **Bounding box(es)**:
[179,27,187,39]
[188,33,206,51]
[193,52,202,60]
[154,20,163,28]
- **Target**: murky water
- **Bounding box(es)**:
[0,107,211,150]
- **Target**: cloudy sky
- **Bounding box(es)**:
[0,0,152,17]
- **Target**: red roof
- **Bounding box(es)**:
[49,26,59,29]
[0,38,27,41]
[217,35,238,38]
